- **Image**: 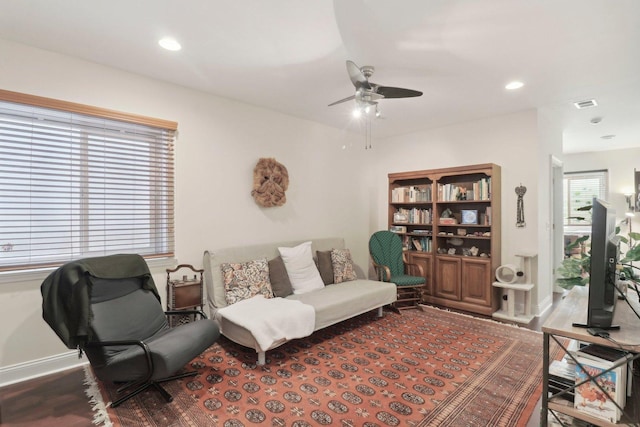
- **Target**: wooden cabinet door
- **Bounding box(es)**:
[435,256,461,300]
[461,258,491,306]
[408,252,432,297]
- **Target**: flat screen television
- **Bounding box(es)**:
[572,198,620,330]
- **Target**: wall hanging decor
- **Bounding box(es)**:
[251,157,289,207]
[515,183,526,227]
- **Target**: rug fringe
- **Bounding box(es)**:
[83,365,114,427]
[418,303,542,333]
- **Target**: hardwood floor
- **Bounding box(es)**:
[0,293,563,426]
[0,367,94,426]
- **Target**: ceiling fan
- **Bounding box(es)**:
[328,60,423,110]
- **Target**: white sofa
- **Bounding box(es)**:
[203,237,397,364]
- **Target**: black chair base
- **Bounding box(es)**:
[111,371,198,407]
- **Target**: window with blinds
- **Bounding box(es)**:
[0,90,175,271]
[563,170,608,226]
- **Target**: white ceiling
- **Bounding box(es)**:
[1,0,639,154]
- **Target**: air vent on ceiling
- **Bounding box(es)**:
[574,99,598,109]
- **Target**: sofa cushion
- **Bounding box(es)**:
[221,258,273,305]
[331,248,358,283]
[268,256,293,297]
[278,241,324,294]
[316,250,334,285]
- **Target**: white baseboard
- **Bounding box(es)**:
[536,293,554,318]
[0,351,88,387]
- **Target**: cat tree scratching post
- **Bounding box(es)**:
[492,252,536,324]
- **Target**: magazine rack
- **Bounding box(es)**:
[542,286,640,426]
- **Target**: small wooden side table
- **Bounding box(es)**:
[166,264,204,327]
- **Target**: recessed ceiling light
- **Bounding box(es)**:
[590,117,602,125]
[158,37,181,51]
[601,134,616,140]
[505,81,524,90]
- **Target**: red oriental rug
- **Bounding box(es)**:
[87,305,562,426]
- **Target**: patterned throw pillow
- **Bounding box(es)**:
[331,248,358,284]
[221,258,273,305]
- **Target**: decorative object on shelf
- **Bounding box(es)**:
[470,246,479,256]
[446,237,463,246]
[393,211,408,223]
[461,209,478,224]
[515,183,527,227]
[251,157,289,208]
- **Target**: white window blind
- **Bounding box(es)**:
[0,91,175,271]
[563,170,608,226]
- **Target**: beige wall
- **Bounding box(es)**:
[0,38,554,383]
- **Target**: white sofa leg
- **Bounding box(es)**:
[257,351,266,365]
[377,306,383,317]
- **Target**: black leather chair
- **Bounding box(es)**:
[41,254,220,407]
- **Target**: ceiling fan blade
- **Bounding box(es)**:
[328,94,356,107]
[346,60,371,90]
[375,85,423,99]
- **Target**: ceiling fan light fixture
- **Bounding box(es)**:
[505,81,524,90]
[158,37,182,51]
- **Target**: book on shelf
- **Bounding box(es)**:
[576,343,633,398]
[573,344,631,423]
[548,359,575,403]
[411,237,431,252]
[392,185,431,203]
[437,178,491,201]
[394,207,431,224]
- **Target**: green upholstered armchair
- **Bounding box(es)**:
[369,230,426,310]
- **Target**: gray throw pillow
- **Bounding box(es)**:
[268,256,293,297]
[316,250,334,285]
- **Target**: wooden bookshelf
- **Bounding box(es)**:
[387,163,501,315]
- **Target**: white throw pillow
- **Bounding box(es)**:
[278,241,324,294]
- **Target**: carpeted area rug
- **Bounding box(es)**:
[87,305,563,426]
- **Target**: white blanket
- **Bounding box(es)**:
[217,295,315,352]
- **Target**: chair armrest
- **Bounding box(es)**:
[371,259,392,282]
[165,309,208,319]
[402,253,425,277]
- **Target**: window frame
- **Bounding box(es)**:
[0,89,177,272]
[563,169,608,228]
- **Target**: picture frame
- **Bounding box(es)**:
[461,209,478,225]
